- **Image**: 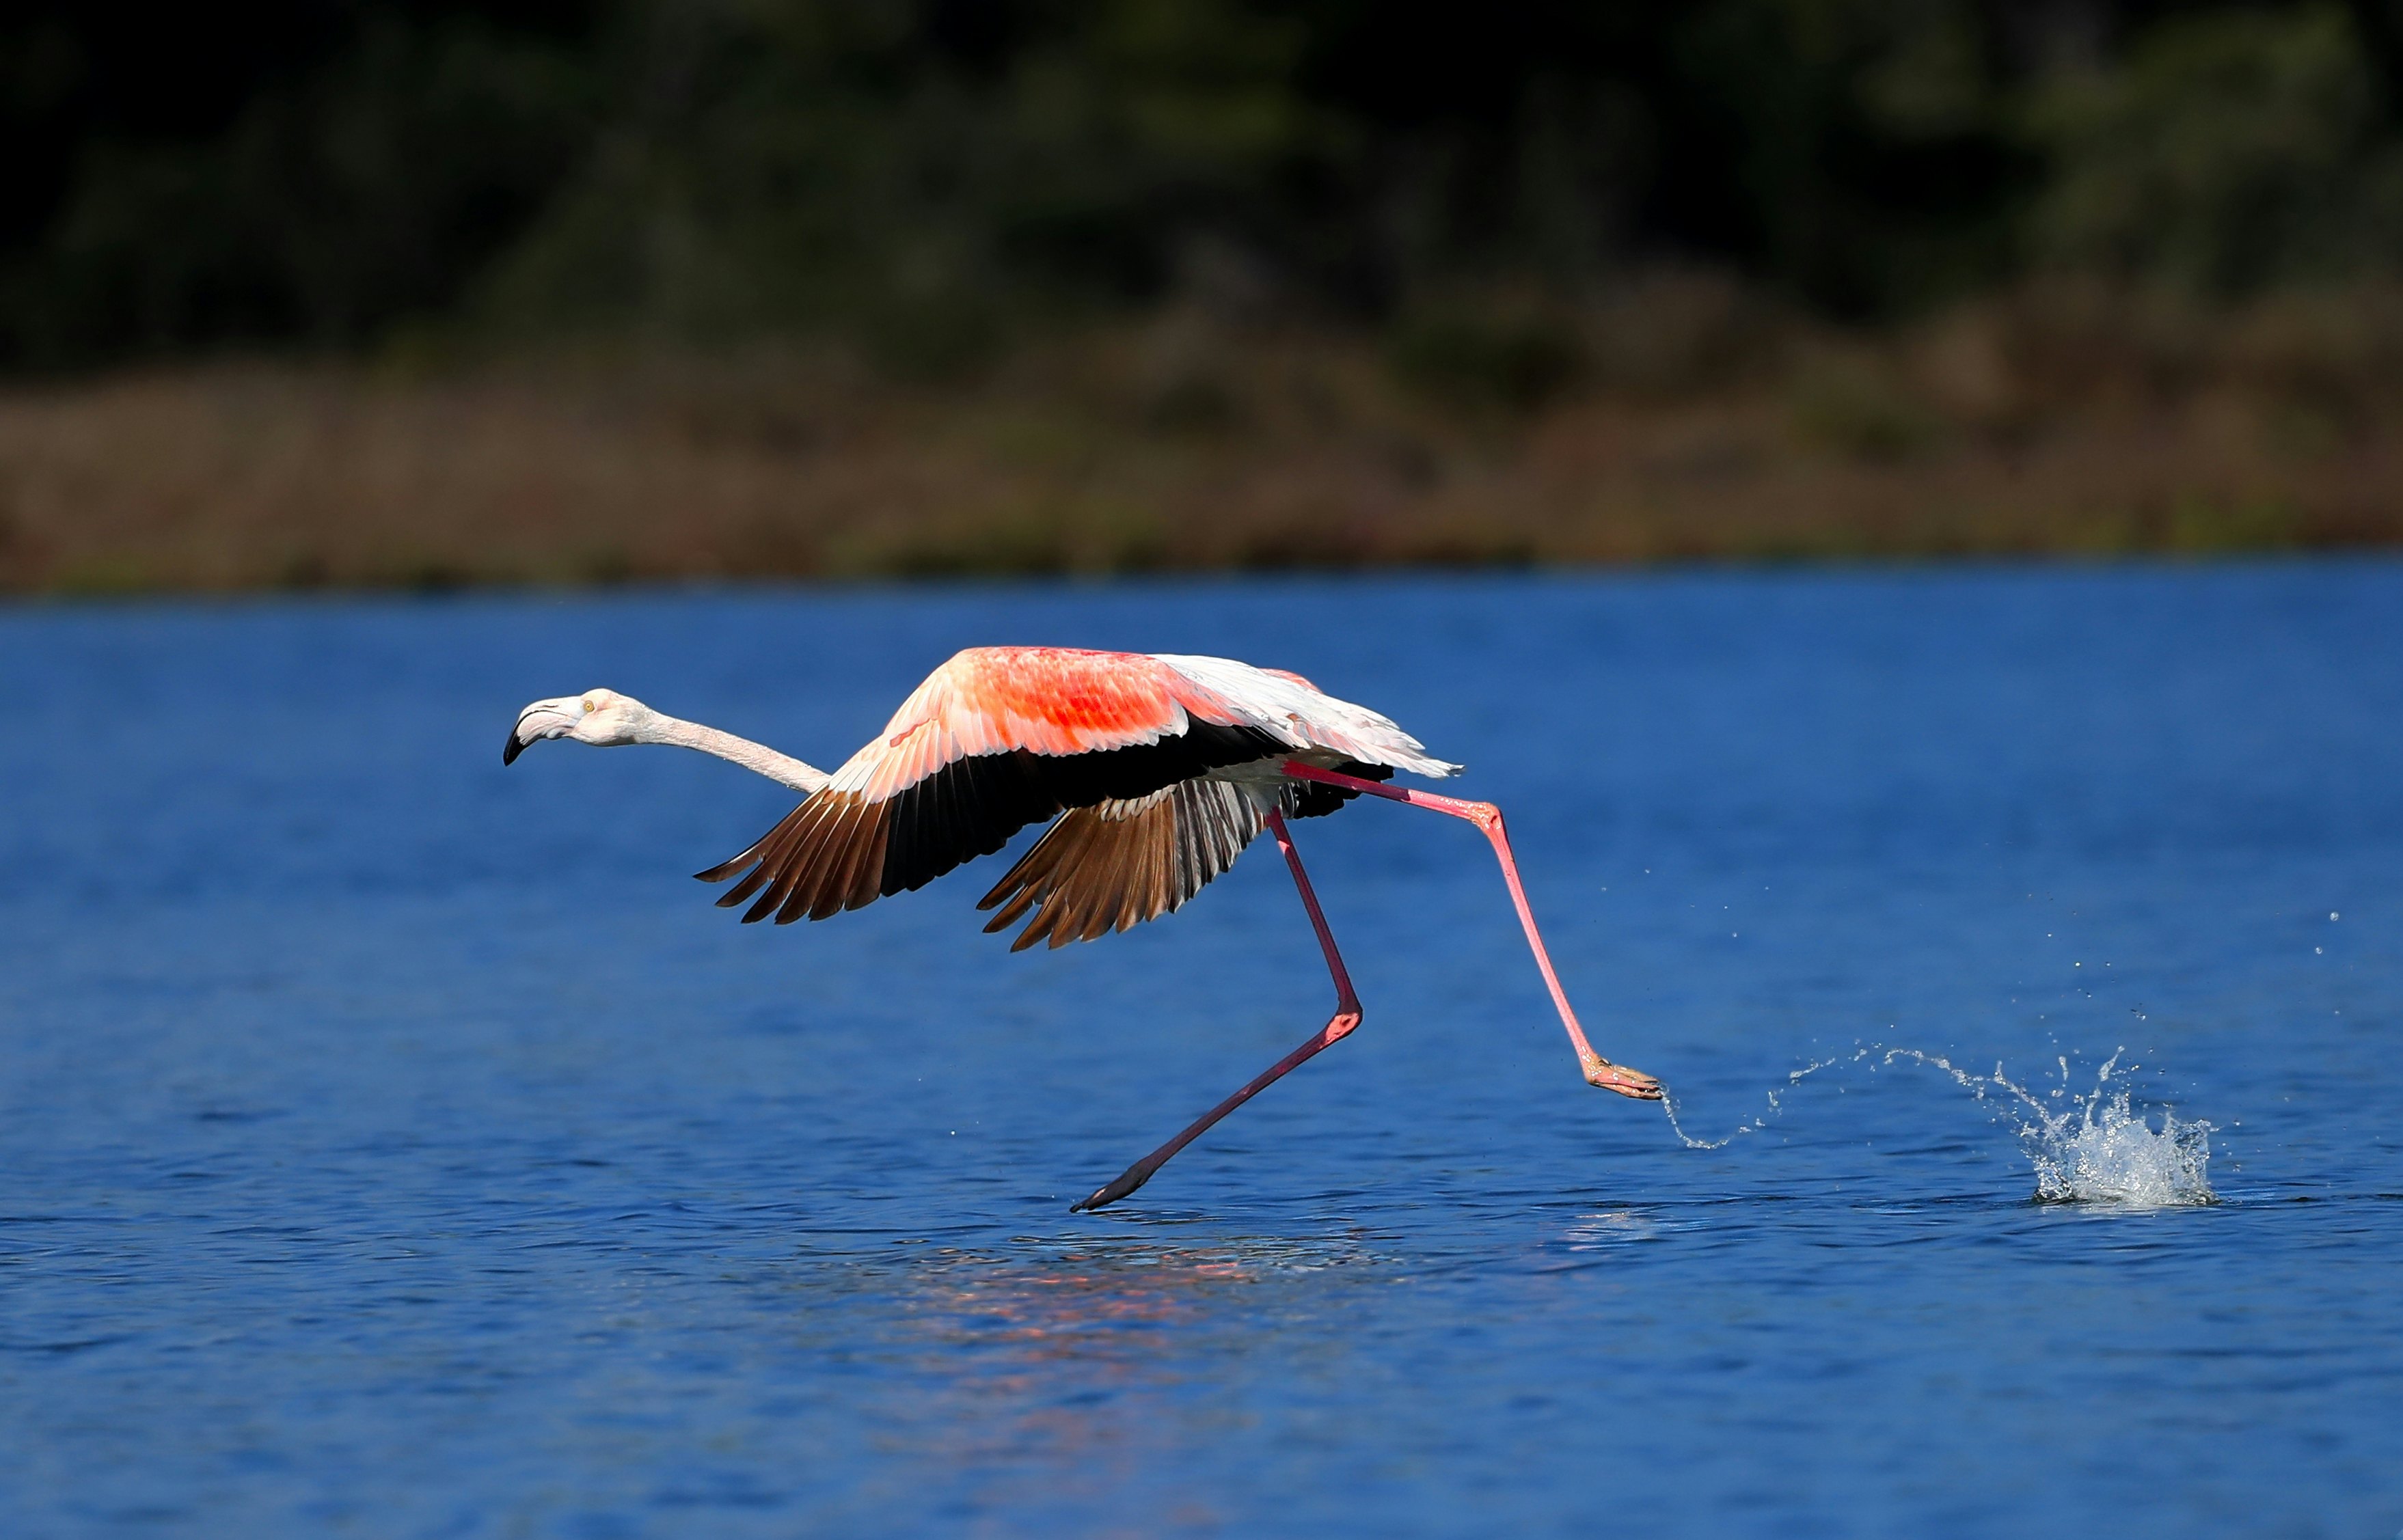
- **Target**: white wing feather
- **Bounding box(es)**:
[1146,653,1462,778]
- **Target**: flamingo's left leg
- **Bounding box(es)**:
[1074,809,1361,1213]
[1282,760,1661,1100]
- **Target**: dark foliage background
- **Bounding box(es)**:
[12,1,2403,371]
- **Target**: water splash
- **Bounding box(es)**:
[1663,1046,2215,1207]
[1661,1054,1853,1151]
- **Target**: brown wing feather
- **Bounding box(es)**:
[748,795,847,922]
[976,780,1265,952]
[695,789,884,926]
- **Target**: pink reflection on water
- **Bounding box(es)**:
[873,1235,1379,1517]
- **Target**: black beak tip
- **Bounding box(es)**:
[502,731,525,766]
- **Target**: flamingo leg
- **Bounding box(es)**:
[1282,760,1662,1101]
[1072,808,1362,1213]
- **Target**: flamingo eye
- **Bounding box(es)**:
[581,696,600,713]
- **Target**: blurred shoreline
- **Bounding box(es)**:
[9,284,2403,596]
[16,3,2403,594]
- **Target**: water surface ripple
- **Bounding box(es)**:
[3,566,2398,1536]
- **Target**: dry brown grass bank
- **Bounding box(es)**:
[6,281,2403,594]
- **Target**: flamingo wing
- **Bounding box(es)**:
[974,779,1266,950]
[696,646,1460,929]
[971,758,1418,951]
[698,648,1279,924]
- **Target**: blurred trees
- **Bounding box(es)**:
[2028,5,2403,292]
[1,1,598,364]
[9,0,2403,372]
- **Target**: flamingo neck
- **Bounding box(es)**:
[636,714,830,794]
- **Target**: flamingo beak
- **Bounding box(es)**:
[504,700,580,765]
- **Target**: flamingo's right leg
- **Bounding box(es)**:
[1281,760,1662,1101]
[1072,809,1361,1213]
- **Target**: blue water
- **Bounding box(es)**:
[3,566,2399,1537]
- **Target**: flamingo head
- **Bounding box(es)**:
[504,688,657,764]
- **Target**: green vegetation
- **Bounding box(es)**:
[8,2,2403,587]
[23,1,2403,365]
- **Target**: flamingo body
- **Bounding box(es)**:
[695,647,1458,941]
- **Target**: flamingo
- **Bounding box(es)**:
[504,646,1661,1210]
